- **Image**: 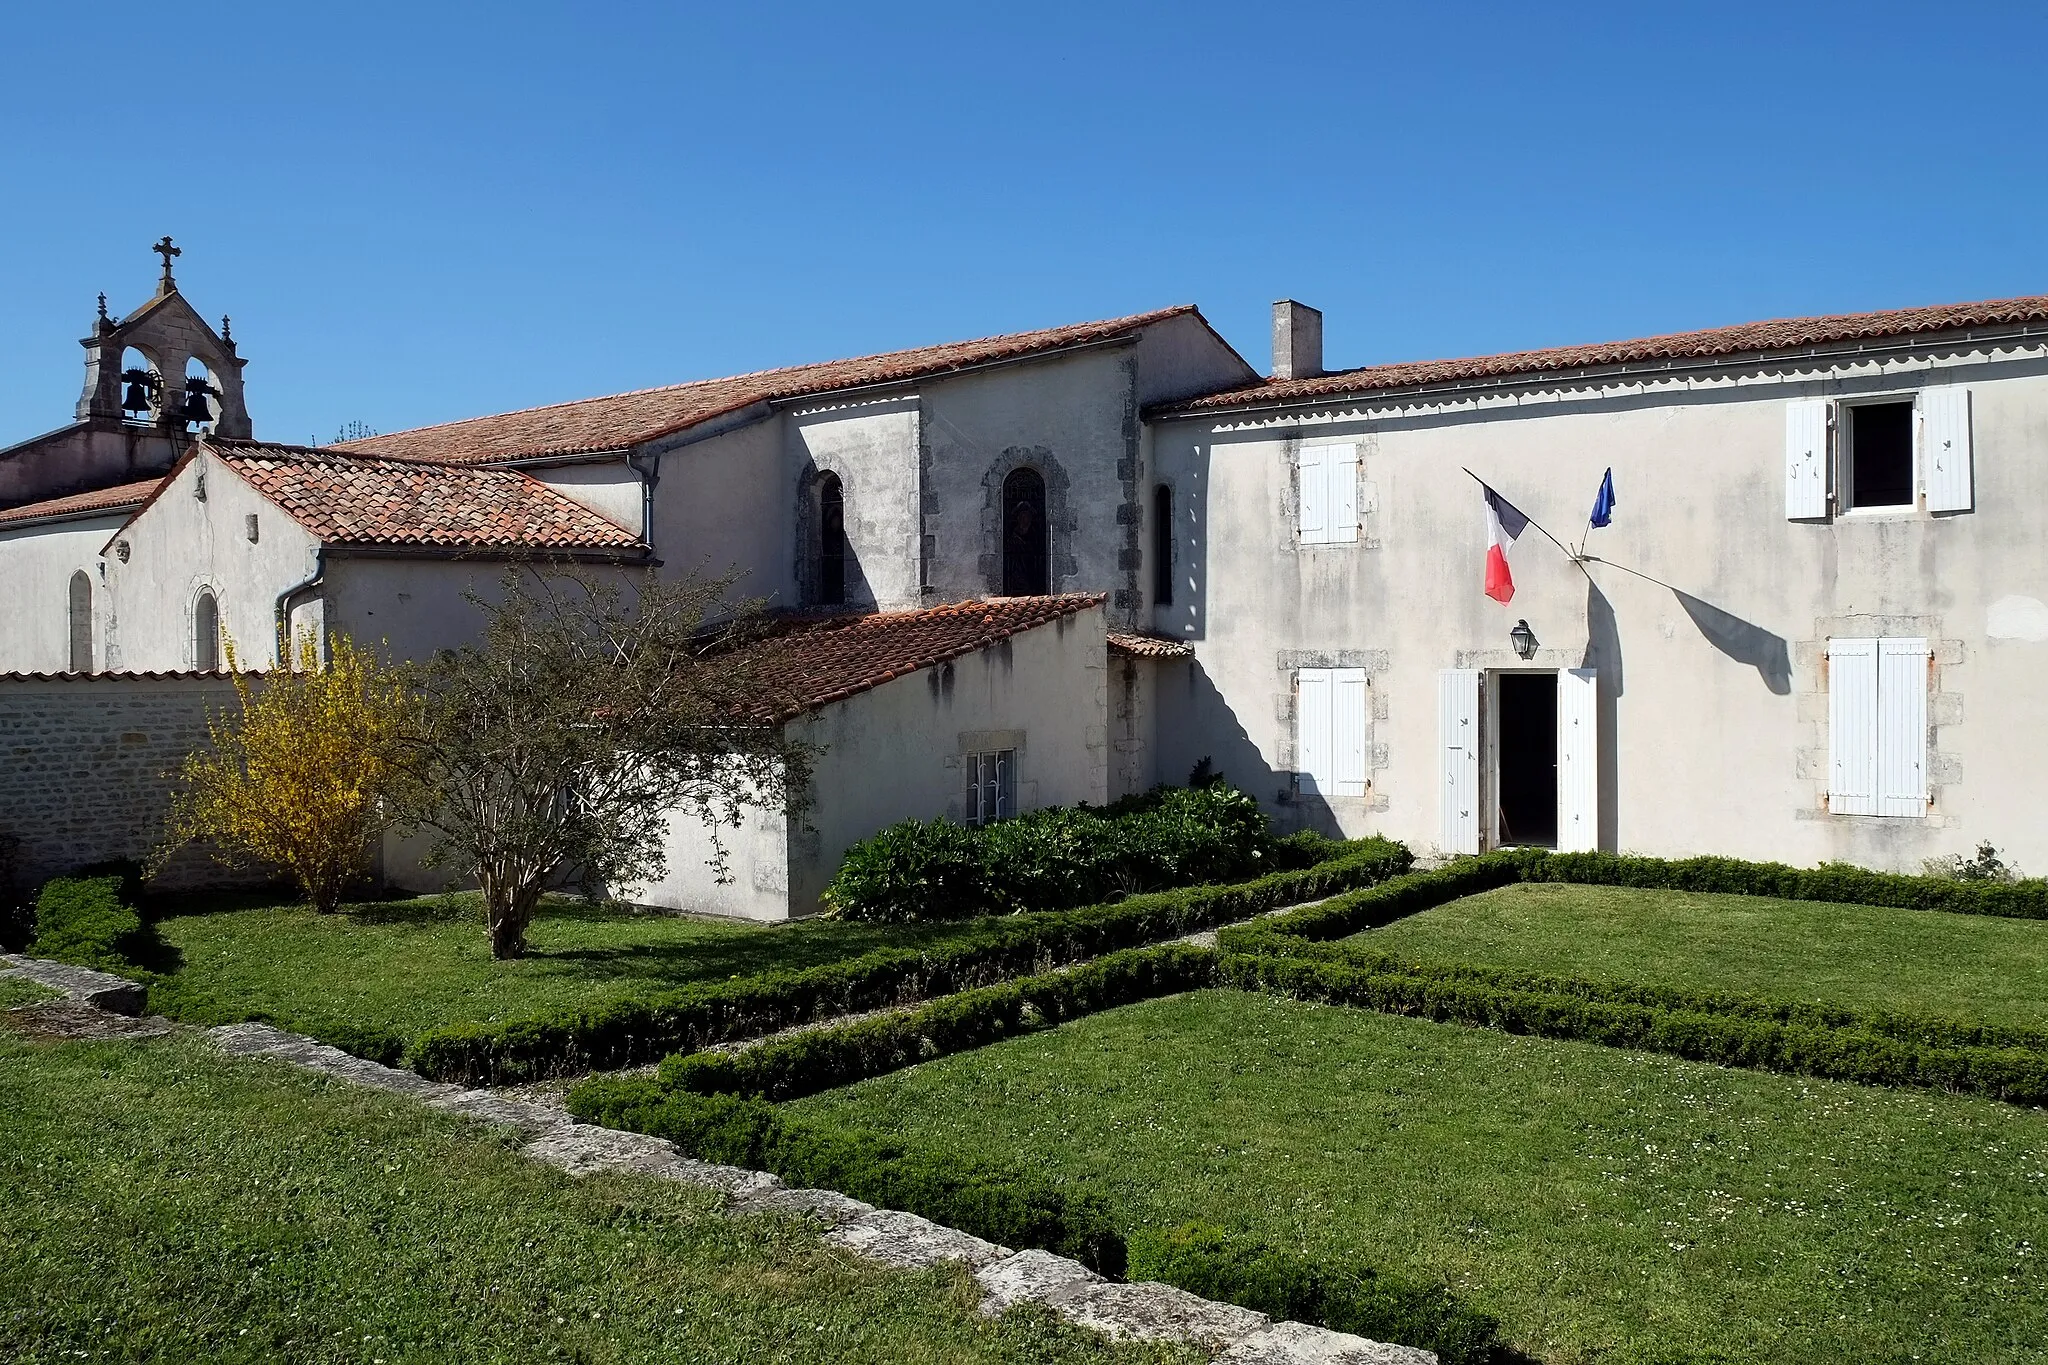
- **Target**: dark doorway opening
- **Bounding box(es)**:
[1496,672,1557,848]
[1003,467,1049,596]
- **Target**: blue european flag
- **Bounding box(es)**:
[1589,467,1616,528]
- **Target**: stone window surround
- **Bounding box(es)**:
[1272,649,1390,813]
[978,447,1077,598]
[1277,432,1382,554]
[1794,613,1963,826]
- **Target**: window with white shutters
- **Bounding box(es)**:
[1297,667,1366,797]
[1828,637,1926,818]
[1296,444,1358,545]
[1921,386,1973,513]
[1785,399,1830,520]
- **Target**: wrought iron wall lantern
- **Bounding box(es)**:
[1510,618,1539,660]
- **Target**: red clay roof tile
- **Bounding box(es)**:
[1107,631,1194,659]
[208,440,645,551]
[737,595,1105,723]
[0,478,163,527]
[1163,292,2048,413]
[334,308,1198,466]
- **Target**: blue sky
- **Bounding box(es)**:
[3,2,2043,448]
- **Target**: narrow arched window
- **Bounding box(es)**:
[819,473,846,606]
[1002,467,1048,597]
[67,571,93,673]
[1152,484,1174,607]
[193,589,220,672]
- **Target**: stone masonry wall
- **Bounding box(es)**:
[0,674,269,892]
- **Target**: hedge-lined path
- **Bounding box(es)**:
[0,956,1433,1365]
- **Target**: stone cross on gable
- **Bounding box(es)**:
[153,236,180,290]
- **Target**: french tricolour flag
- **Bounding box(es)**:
[1481,483,1530,604]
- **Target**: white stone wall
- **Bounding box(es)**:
[1147,341,2048,873]
[101,449,323,671]
[0,514,128,673]
[0,675,266,891]
[629,604,1111,920]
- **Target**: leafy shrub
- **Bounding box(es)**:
[569,1080,1126,1273]
[1127,1222,1500,1365]
[409,838,1411,1084]
[661,944,1218,1102]
[1924,841,2023,883]
[27,872,148,973]
[824,783,1275,922]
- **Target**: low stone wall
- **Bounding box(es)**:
[0,673,268,892]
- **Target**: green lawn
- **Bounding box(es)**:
[0,1029,1191,1365]
[1353,882,2048,1027]
[0,977,62,1009]
[791,989,2048,1365]
[147,894,992,1043]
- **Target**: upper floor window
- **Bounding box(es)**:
[67,571,93,674]
[194,588,220,672]
[1296,444,1358,545]
[1785,389,1973,519]
[1152,484,1174,606]
[818,473,846,606]
[1002,467,1048,596]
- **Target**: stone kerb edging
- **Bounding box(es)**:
[1,953,147,1014]
[203,1022,1434,1365]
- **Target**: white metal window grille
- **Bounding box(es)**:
[1827,637,1928,817]
[965,749,1016,827]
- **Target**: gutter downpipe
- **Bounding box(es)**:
[627,446,660,551]
[274,546,327,668]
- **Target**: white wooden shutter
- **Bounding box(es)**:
[1333,668,1368,797]
[1297,446,1329,543]
[1827,638,1879,815]
[1876,637,1929,817]
[1297,669,1332,794]
[1922,387,1973,513]
[1327,444,1358,544]
[1438,668,1481,854]
[1785,399,1830,520]
[1556,667,1598,852]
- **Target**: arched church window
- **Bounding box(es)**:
[194,588,220,672]
[67,571,93,673]
[1002,467,1048,597]
[819,473,846,606]
[1152,484,1174,607]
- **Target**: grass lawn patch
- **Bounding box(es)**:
[1359,882,2048,1029]
[148,894,995,1044]
[0,1029,1192,1365]
[0,977,62,1009]
[789,989,2048,1365]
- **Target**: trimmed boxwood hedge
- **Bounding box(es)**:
[1217,854,2048,1105]
[1127,1222,1499,1365]
[660,944,1219,1102]
[1527,849,2048,920]
[27,870,149,974]
[568,1079,1128,1274]
[823,783,1279,922]
[408,838,1411,1085]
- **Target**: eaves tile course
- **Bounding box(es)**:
[737,594,1105,723]
[1162,292,2048,414]
[333,308,1199,466]
[1107,631,1195,659]
[0,478,163,527]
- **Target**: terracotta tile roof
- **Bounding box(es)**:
[0,478,162,527]
[736,594,1105,723]
[206,440,645,552]
[1108,631,1195,659]
[334,307,1199,466]
[0,669,249,681]
[1163,292,2048,414]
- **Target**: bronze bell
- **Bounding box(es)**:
[181,378,216,427]
[120,368,154,415]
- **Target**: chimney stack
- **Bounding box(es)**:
[1271,299,1323,381]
